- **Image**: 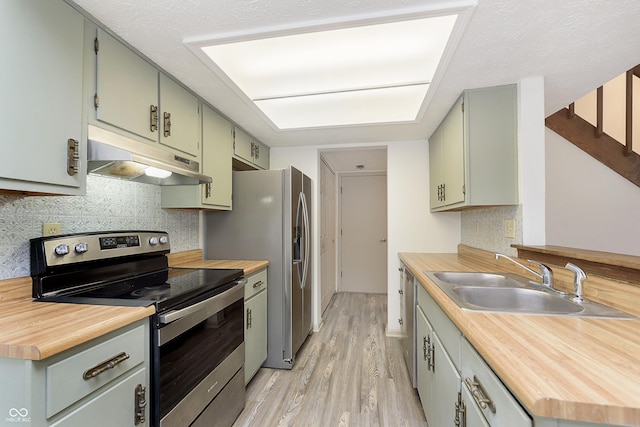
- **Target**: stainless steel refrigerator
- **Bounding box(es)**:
[203,166,312,370]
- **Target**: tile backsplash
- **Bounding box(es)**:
[460,205,522,256]
[0,175,199,280]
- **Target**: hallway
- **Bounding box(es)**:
[233,293,427,426]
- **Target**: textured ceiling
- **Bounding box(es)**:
[70,0,640,153]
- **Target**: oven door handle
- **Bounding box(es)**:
[158,279,246,324]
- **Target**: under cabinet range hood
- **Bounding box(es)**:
[87,125,211,185]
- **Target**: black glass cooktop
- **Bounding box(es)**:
[36,267,244,313]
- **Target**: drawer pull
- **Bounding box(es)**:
[252,280,264,289]
[465,375,496,413]
[83,352,130,380]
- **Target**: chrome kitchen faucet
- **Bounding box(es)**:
[494,253,555,288]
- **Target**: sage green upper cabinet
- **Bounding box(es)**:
[94,29,159,143]
[429,84,518,212]
[429,96,465,209]
[159,73,201,158]
[0,0,85,195]
[161,104,232,210]
[233,127,270,170]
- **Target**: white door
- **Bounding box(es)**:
[339,174,387,293]
[320,159,337,314]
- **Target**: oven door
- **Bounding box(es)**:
[154,280,245,427]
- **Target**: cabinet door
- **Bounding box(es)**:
[233,127,254,163]
[441,96,465,206]
[432,332,461,427]
[462,383,491,427]
[0,0,85,194]
[245,288,268,385]
[159,73,200,158]
[415,305,433,424]
[253,140,270,170]
[95,29,158,143]
[50,367,147,427]
[202,105,232,208]
[428,124,444,209]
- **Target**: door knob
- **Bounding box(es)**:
[380,238,387,242]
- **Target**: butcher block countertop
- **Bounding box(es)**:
[0,276,154,360]
[167,249,269,274]
[0,250,267,361]
[400,246,640,426]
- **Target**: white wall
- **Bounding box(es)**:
[271,140,461,335]
[518,77,546,245]
[546,128,640,255]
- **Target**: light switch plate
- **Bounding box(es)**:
[504,219,515,238]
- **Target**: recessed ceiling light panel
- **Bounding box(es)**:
[188,8,471,130]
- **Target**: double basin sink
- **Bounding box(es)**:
[424,271,635,319]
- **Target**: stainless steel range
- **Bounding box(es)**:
[30,230,246,427]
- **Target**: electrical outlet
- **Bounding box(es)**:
[504,219,515,238]
[43,222,61,236]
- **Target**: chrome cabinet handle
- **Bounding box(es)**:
[252,280,264,289]
[67,139,79,176]
[454,392,466,427]
[83,352,130,380]
[465,375,496,413]
[150,105,158,132]
[163,112,172,137]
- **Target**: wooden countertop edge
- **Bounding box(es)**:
[399,247,640,426]
[0,301,155,360]
[167,249,269,275]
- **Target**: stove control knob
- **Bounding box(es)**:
[75,242,88,254]
[159,236,168,245]
[54,244,69,256]
[149,237,159,246]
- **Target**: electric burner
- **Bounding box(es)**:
[131,284,171,299]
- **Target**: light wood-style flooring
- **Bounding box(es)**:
[233,293,427,427]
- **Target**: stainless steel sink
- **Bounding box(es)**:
[452,286,583,314]
[433,271,530,288]
[424,271,636,319]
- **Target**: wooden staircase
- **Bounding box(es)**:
[545,65,640,187]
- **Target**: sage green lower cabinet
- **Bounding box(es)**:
[461,337,531,427]
[415,285,532,427]
[416,286,462,426]
[0,319,149,426]
[244,268,268,385]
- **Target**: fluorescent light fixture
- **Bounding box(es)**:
[144,167,172,179]
[195,14,459,130]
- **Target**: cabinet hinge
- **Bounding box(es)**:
[94,94,99,109]
[462,184,466,195]
[94,37,99,54]
[461,102,464,113]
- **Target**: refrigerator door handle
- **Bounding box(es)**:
[294,192,304,287]
[300,192,310,290]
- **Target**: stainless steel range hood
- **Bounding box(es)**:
[87,125,211,185]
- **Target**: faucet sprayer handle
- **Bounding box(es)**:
[565,263,587,302]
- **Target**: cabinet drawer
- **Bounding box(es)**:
[50,367,146,426]
[417,285,461,369]
[461,337,532,427]
[46,325,146,417]
[245,268,268,300]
